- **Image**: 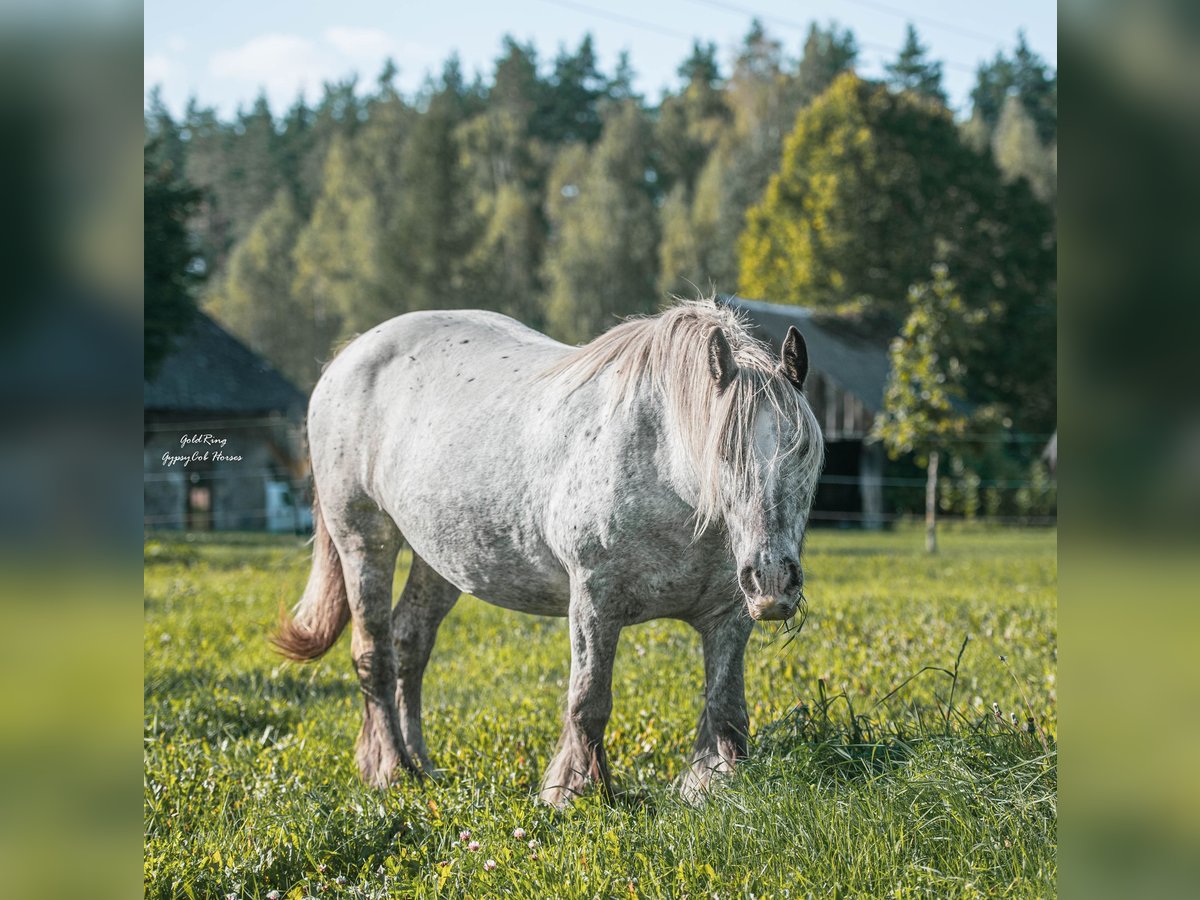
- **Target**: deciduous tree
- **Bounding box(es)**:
[872,267,1000,552]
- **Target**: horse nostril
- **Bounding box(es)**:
[785,560,802,592]
[739,565,761,595]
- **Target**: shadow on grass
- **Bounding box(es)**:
[145,668,358,744]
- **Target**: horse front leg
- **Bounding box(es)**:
[680,610,754,803]
[539,584,621,808]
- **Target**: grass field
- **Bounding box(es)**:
[144,526,1056,899]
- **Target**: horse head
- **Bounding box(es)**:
[705,324,822,621]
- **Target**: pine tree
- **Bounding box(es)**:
[277,95,316,213]
[291,135,390,342]
[456,40,554,324]
[655,40,728,194]
[144,88,185,174]
[970,32,1056,145]
[145,140,200,379]
[182,99,237,276]
[796,22,858,105]
[540,35,607,144]
[993,95,1056,204]
[608,51,639,103]
[658,183,702,298]
[297,78,365,214]
[885,24,946,104]
[667,21,805,296]
[460,39,546,197]
[469,183,545,326]
[207,189,321,389]
[726,19,785,149]
[224,93,280,242]
[355,63,415,241]
[390,59,483,312]
[543,102,659,342]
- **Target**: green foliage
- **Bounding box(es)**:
[993,95,1057,204]
[872,266,996,463]
[885,24,947,104]
[653,41,728,195]
[543,102,659,342]
[468,184,546,327]
[796,22,859,106]
[206,189,324,390]
[741,73,1049,321]
[144,140,200,380]
[290,135,390,342]
[658,20,857,299]
[146,24,1056,431]
[144,528,1057,898]
[540,35,607,145]
[970,31,1057,146]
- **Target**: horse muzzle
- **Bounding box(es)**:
[746,595,799,621]
[739,559,803,620]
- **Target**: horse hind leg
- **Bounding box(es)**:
[391,553,459,776]
[330,505,416,787]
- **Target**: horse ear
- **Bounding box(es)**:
[781,325,808,390]
[707,327,737,391]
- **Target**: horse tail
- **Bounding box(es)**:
[271,486,350,662]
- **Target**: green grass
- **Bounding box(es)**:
[144,526,1056,899]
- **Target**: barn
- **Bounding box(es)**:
[723,296,892,528]
[144,312,308,532]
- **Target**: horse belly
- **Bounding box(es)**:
[405,517,570,616]
[386,455,571,617]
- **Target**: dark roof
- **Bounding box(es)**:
[144,312,306,415]
[722,296,893,413]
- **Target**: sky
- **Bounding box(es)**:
[144,0,1056,119]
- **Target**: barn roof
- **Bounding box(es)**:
[144,312,305,416]
[722,296,892,413]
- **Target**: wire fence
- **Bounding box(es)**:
[146,419,1056,529]
[146,416,1056,442]
[143,506,1057,529]
[144,473,1057,528]
[143,465,1055,492]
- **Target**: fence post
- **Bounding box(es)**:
[925,450,939,553]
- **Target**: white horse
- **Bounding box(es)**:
[274,300,824,805]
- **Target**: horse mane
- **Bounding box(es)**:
[543,299,825,532]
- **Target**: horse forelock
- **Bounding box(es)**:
[544,299,825,531]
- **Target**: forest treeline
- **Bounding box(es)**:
[144,21,1056,444]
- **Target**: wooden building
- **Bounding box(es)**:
[724,296,892,528]
[144,313,308,532]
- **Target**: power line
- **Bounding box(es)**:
[681,0,980,74]
[535,0,695,42]
[838,0,1000,46]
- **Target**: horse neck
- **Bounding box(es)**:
[632,377,716,517]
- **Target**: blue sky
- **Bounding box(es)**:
[144,0,1056,118]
